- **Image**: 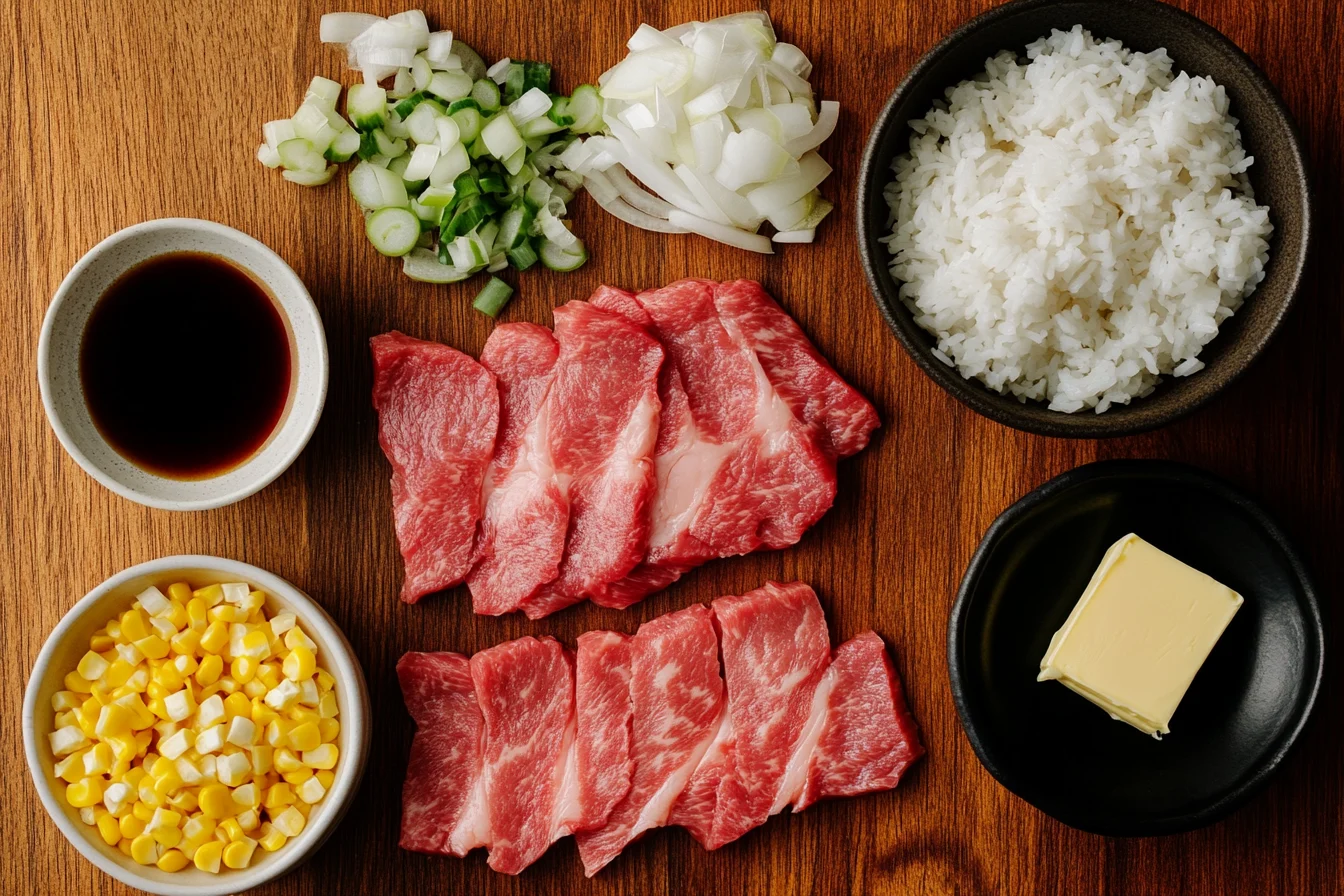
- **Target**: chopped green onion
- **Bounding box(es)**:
[523,61,552,93]
[471,79,501,111]
[503,63,525,105]
[506,240,539,271]
[472,276,515,317]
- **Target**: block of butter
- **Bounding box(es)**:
[1038,533,1243,738]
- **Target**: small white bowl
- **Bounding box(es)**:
[23,556,371,896]
[38,219,328,511]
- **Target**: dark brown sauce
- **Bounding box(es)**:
[80,252,292,480]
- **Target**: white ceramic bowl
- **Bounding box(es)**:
[23,556,371,896]
[38,219,328,511]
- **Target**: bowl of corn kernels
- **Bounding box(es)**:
[22,556,370,896]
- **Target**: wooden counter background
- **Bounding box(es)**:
[3,0,1340,893]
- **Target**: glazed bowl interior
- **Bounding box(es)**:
[858,0,1311,438]
[23,557,370,896]
[38,219,328,510]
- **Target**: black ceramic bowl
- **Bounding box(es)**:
[858,0,1312,438]
[948,460,1324,835]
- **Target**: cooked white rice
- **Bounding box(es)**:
[883,26,1273,413]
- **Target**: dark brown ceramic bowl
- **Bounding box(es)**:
[857,0,1312,438]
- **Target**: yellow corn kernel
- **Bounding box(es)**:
[198,784,234,819]
[223,692,251,720]
[116,838,133,857]
[182,815,215,849]
[136,787,162,812]
[134,635,170,661]
[230,656,258,685]
[73,707,99,739]
[237,808,260,832]
[318,718,340,744]
[102,660,135,690]
[152,770,184,798]
[54,751,86,783]
[83,742,113,776]
[193,584,225,608]
[120,813,146,839]
[240,630,270,660]
[130,833,161,865]
[167,600,189,630]
[282,767,314,787]
[193,839,224,873]
[251,700,278,727]
[250,745,274,776]
[64,671,94,694]
[166,582,193,604]
[283,627,315,652]
[52,690,83,712]
[184,599,209,634]
[315,769,335,790]
[77,650,110,681]
[242,678,267,700]
[271,806,306,838]
[302,744,338,770]
[156,849,189,872]
[195,654,224,686]
[169,629,201,660]
[199,622,229,655]
[208,605,242,624]
[66,777,104,808]
[153,663,185,693]
[317,691,339,720]
[168,790,199,813]
[287,722,321,753]
[273,748,302,774]
[89,634,116,653]
[257,822,287,852]
[121,610,149,642]
[222,837,257,869]
[257,663,282,689]
[97,812,121,846]
[94,703,133,739]
[314,668,335,694]
[218,817,244,842]
[265,719,293,748]
[123,766,148,789]
[263,782,294,810]
[53,709,75,730]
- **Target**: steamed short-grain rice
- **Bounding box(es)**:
[884,26,1273,413]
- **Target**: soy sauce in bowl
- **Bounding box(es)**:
[80,252,293,480]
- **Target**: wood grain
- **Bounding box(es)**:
[2,0,1340,893]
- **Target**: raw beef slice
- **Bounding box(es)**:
[371,332,499,603]
[397,652,488,856]
[468,323,567,615]
[792,632,924,812]
[592,280,840,609]
[470,636,580,874]
[715,279,880,459]
[670,582,832,848]
[573,631,634,831]
[576,604,724,876]
[519,296,664,619]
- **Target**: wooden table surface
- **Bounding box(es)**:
[4,0,1341,893]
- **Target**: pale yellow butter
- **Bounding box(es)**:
[1038,533,1243,738]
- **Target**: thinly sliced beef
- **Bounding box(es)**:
[576,604,724,877]
[468,323,567,615]
[371,332,499,603]
[670,582,832,848]
[396,652,488,856]
[519,296,664,619]
[470,636,579,874]
[715,280,880,459]
[792,632,924,812]
[573,631,634,831]
[593,280,842,608]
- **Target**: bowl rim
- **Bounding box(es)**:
[22,555,371,896]
[36,217,329,511]
[946,459,1326,835]
[856,0,1314,438]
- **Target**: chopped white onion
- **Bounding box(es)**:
[772,228,815,244]
[584,171,689,233]
[508,87,552,125]
[426,31,454,66]
[319,12,380,45]
[486,56,512,83]
[667,209,773,253]
[581,13,838,251]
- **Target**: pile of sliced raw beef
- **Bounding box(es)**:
[371,279,880,618]
[397,581,923,876]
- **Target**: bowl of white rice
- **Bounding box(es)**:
[859,0,1311,437]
